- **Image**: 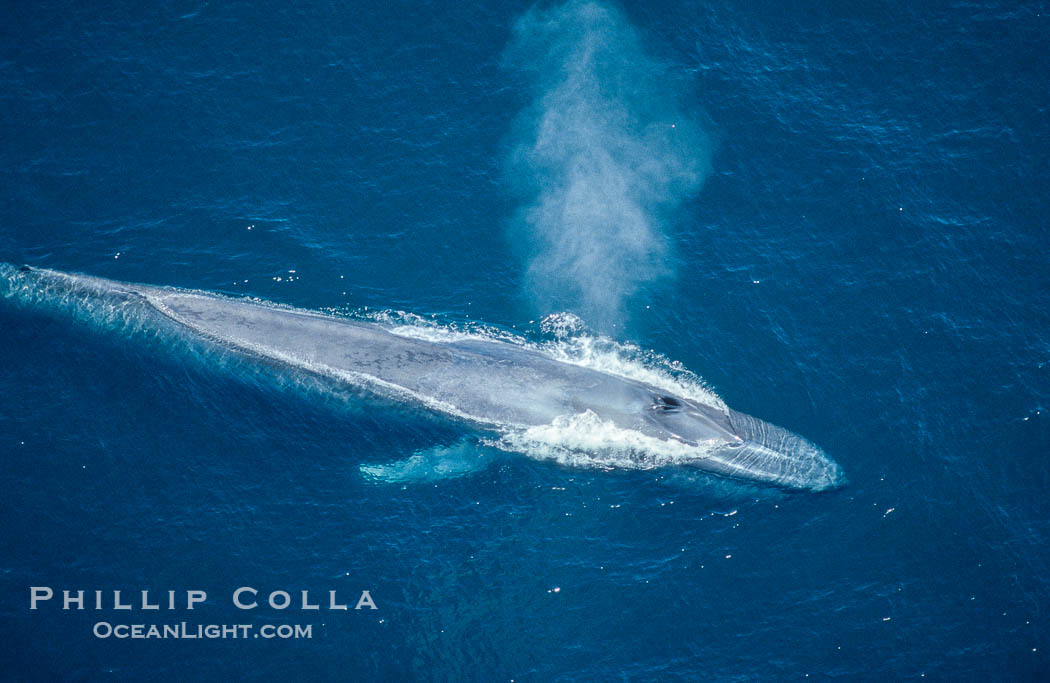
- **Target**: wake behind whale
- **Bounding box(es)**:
[0,265,845,491]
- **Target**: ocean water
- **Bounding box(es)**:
[1,0,1047,679]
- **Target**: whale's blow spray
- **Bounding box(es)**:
[504,0,711,330]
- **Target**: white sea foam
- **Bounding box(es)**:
[494,410,720,470]
[533,323,726,412]
[361,309,523,346]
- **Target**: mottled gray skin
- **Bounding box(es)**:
[4,266,846,491]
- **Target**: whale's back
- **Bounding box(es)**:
[146,290,623,429]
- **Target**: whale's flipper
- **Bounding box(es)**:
[359,439,499,484]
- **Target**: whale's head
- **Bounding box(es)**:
[643,393,846,491]
[718,409,845,491]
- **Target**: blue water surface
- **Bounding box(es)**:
[1,0,1048,679]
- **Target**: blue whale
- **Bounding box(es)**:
[1,265,845,491]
